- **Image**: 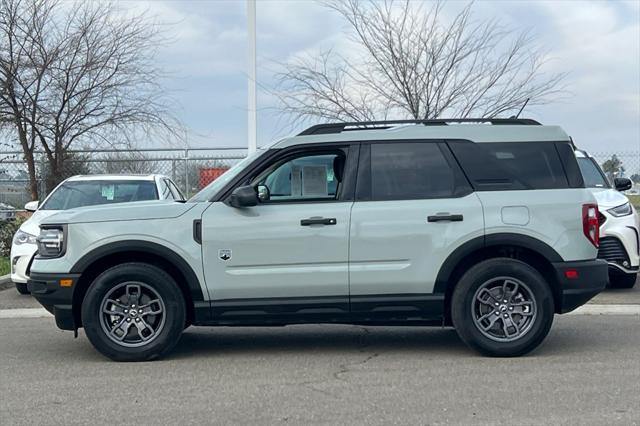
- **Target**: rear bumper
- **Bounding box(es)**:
[553,259,608,313]
[27,272,81,331]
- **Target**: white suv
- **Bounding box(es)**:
[576,150,638,288]
[11,174,184,294]
[27,119,608,361]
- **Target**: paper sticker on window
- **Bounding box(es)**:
[302,165,328,196]
[101,184,115,201]
[291,165,302,197]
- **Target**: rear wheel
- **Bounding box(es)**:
[609,272,637,289]
[15,282,29,295]
[81,263,186,362]
[452,258,555,357]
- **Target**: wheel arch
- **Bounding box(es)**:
[435,233,564,324]
[70,241,205,327]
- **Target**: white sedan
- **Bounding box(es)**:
[10,174,184,294]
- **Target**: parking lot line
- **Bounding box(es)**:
[0,308,51,319]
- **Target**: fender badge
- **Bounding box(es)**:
[219,249,232,261]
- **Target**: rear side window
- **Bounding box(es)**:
[367,142,466,200]
[448,141,569,190]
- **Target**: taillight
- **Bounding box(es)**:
[582,204,600,248]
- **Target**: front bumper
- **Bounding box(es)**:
[27,272,81,330]
[9,243,37,284]
[553,259,608,313]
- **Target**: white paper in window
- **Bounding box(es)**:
[101,184,115,201]
[302,165,328,196]
[290,165,302,197]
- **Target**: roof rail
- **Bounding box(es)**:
[298,118,541,136]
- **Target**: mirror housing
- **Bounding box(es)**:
[228,185,258,208]
[614,177,632,192]
[24,201,39,212]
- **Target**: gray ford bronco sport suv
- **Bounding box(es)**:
[28,118,608,361]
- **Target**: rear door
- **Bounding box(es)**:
[348,141,484,320]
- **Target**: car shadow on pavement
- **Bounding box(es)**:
[167,325,471,360]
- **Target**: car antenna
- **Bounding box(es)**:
[511,98,530,119]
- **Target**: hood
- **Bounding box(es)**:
[20,209,61,236]
[40,200,197,225]
[587,188,629,209]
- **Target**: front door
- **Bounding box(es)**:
[201,146,357,322]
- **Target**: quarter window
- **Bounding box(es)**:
[448,141,569,190]
[369,143,458,200]
[160,179,174,199]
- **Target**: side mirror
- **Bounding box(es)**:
[614,177,632,192]
[24,201,39,212]
[228,185,258,208]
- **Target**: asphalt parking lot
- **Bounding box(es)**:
[1,286,639,425]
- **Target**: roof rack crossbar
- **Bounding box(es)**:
[298,118,541,136]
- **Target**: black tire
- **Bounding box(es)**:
[608,272,637,289]
[81,263,186,362]
[451,258,555,357]
[15,282,30,295]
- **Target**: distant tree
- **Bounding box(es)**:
[630,173,640,184]
[97,151,156,175]
[0,0,180,198]
[601,155,624,181]
[276,0,566,124]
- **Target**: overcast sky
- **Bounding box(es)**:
[123,0,640,154]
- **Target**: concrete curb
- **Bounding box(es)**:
[0,274,13,291]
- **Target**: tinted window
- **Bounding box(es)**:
[448,141,569,190]
[257,153,344,202]
[370,143,457,200]
[41,180,158,210]
[578,157,609,188]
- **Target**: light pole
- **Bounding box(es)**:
[247,0,257,154]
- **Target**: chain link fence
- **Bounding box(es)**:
[0,148,248,214]
[589,152,640,183]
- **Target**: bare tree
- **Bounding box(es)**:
[0,0,180,199]
[276,0,566,124]
[96,150,156,175]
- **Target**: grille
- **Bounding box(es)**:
[597,237,629,264]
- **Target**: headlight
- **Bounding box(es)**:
[607,202,633,217]
[36,227,66,258]
[13,230,37,245]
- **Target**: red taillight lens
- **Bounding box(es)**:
[582,204,600,248]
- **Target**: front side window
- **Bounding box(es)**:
[256,152,345,202]
[577,157,610,188]
[369,143,458,200]
[41,180,158,210]
[160,179,174,200]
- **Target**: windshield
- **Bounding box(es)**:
[189,149,266,202]
[577,157,610,188]
[41,180,158,210]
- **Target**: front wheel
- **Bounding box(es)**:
[608,272,636,289]
[451,258,555,357]
[81,263,186,362]
[15,282,30,295]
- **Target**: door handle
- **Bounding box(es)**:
[300,217,337,226]
[427,214,464,223]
